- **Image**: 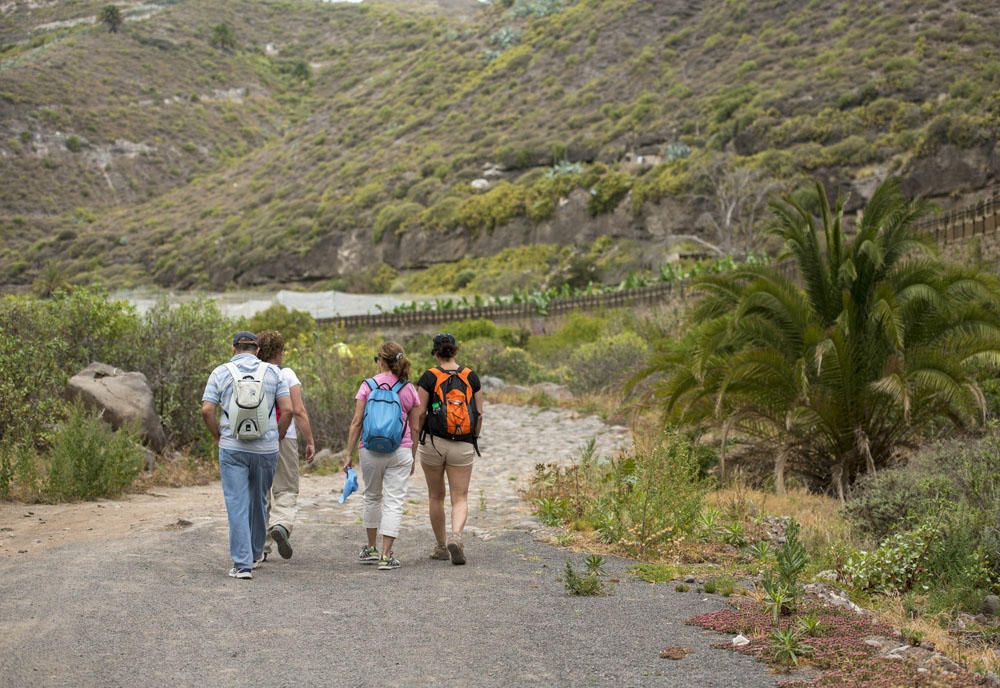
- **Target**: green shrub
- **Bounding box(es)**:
[845,433,1000,592]
[704,576,736,596]
[527,312,607,363]
[587,170,632,216]
[584,554,606,576]
[461,338,539,383]
[797,615,826,637]
[211,23,236,51]
[536,496,572,525]
[510,0,564,17]
[843,469,955,540]
[567,330,648,394]
[243,303,316,342]
[773,520,808,600]
[443,318,526,348]
[65,136,82,153]
[132,299,230,450]
[589,430,709,556]
[455,182,525,233]
[769,628,812,667]
[0,441,40,500]
[0,289,140,447]
[284,334,372,453]
[489,27,521,50]
[562,560,605,596]
[45,404,143,500]
[843,522,942,594]
[373,201,423,243]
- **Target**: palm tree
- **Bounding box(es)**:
[211,23,236,51]
[642,179,1000,499]
[99,5,123,33]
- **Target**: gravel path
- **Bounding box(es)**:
[0,404,779,688]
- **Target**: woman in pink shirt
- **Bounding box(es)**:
[343,342,421,570]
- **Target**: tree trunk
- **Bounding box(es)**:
[831,461,846,503]
[774,448,786,495]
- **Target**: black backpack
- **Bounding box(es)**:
[422,367,480,453]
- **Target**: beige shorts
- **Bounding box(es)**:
[418,435,476,468]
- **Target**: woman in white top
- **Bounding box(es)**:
[257,330,315,562]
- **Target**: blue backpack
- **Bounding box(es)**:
[361,379,406,453]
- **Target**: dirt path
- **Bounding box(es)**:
[0,403,630,558]
[0,403,780,688]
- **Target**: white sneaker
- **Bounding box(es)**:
[228,567,252,579]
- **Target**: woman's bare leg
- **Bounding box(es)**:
[445,464,473,537]
[422,462,447,546]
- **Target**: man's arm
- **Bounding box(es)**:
[289,385,316,463]
[201,401,220,442]
[276,395,293,440]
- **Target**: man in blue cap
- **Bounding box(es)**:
[201,331,292,579]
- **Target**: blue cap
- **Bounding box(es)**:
[232,331,258,347]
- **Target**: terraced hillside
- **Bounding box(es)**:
[1,0,998,290]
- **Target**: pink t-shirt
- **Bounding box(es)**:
[355,373,420,449]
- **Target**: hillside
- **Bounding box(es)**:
[1,0,998,290]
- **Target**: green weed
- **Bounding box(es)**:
[563,560,605,596]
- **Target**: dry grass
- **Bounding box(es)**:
[133,452,219,490]
[489,386,653,430]
[875,596,1000,677]
[708,484,856,555]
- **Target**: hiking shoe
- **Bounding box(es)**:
[447,537,466,566]
[270,525,293,560]
[358,545,380,564]
[377,553,401,570]
[430,544,450,560]
[228,567,252,580]
[252,557,264,570]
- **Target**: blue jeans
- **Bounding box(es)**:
[219,448,277,570]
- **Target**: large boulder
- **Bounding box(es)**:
[66,363,167,453]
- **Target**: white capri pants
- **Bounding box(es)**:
[359,447,413,538]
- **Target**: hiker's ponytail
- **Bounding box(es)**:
[378,341,411,381]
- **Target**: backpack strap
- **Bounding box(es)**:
[429,367,452,402]
[364,378,377,392]
[225,360,267,384]
[251,361,269,382]
[456,367,474,402]
[459,368,480,454]
[224,362,242,384]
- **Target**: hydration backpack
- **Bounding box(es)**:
[224,361,271,441]
[423,367,478,447]
[361,379,406,453]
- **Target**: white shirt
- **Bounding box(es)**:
[280,367,302,440]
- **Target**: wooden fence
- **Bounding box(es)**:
[320,186,1000,330]
[915,186,1000,245]
[319,281,686,329]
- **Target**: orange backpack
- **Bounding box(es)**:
[423,367,479,447]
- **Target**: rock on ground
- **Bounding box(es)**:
[65,362,167,453]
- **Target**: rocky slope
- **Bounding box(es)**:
[1,0,998,290]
